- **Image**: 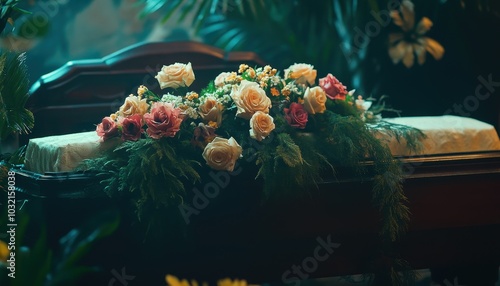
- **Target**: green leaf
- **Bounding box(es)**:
[56,209,120,273]
[275,133,303,167]
[0,51,33,139]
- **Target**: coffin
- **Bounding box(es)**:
[11,42,500,285]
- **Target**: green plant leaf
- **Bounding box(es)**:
[55,209,120,273]
[0,51,33,139]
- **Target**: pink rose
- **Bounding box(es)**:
[96,117,119,141]
[284,103,308,129]
[120,114,143,141]
[144,102,184,139]
[319,74,348,100]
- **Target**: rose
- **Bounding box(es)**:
[155,62,195,89]
[120,114,143,141]
[303,87,327,114]
[202,137,242,172]
[118,95,149,117]
[192,123,217,149]
[249,111,275,141]
[319,74,348,100]
[284,102,308,129]
[198,96,224,126]
[96,116,119,141]
[214,72,231,87]
[231,80,271,119]
[284,63,317,85]
[144,102,184,139]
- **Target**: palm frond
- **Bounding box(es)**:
[0,51,34,139]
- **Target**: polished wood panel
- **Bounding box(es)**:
[12,151,500,284]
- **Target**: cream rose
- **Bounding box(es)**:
[118,94,149,117]
[284,63,317,85]
[202,137,242,172]
[303,87,327,114]
[198,96,224,126]
[249,111,275,141]
[214,72,231,87]
[231,80,271,119]
[155,62,195,89]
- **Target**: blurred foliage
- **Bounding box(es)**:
[1,0,50,51]
[139,0,500,120]
[0,205,120,286]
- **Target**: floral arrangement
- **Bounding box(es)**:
[87,61,423,247]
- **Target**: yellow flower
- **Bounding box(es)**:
[238,64,249,74]
[137,85,148,97]
[246,68,256,78]
[165,275,202,286]
[297,97,304,104]
[270,87,280,97]
[281,88,291,97]
[164,275,247,286]
[185,92,199,101]
[217,278,247,286]
[225,72,239,83]
[208,121,218,129]
[0,240,9,263]
[388,0,445,68]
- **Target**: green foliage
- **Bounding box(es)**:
[82,137,201,221]
[0,51,33,139]
[0,207,119,285]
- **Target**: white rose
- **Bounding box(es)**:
[284,63,317,85]
[231,80,271,119]
[202,137,242,172]
[249,111,275,141]
[155,62,195,89]
[303,87,327,114]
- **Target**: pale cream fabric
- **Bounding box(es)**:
[24,116,500,173]
[24,131,118,173]
[374,115,500,156]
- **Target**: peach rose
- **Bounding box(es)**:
[303,87,327,114]
[96,116,119,141]
[249,111,275,141]
[231,80,271,119]
[284,63,317,85]
[155,62,195,89]
[202,137,242,172]
[214,72,231,87]
[198,96,224,126]
[118,95,149,117]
